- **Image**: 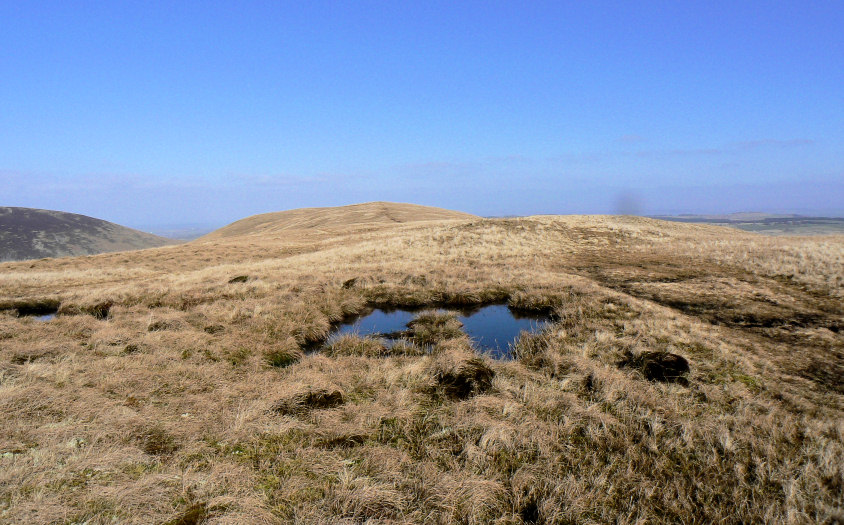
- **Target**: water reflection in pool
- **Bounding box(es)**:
[457,304,549,358]
[333,308,416,340]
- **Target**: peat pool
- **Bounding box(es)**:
[328,304,550,358]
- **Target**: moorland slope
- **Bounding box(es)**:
[0,207,178,262]
[0,204,842,524]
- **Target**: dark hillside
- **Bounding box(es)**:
[0,207,178,261]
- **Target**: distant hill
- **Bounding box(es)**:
[0,207,179,261]
[203,201,477,239]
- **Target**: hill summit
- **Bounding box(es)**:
[203,201,476,239]
[0,207,177,261]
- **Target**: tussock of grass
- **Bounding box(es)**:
[512,330,565,376]
[9,345,60,364]
[162,502,209,525]
[263,337,303,367]
[147,315,184,332]
[85,301,113,320]
[509,289,565,313]
[407,310,465,345]
[618,349,691,384]
[203,324,224,334]
[323,333,428,358]
[324,334,388,358]
[385,339,427,357]
[428,342,495,399]
[135,424,179,456]
[58,299,113,319]
[272,387,346,416]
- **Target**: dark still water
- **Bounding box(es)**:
[329,304,549,358]
[333,308,416,340]
[457,304,549,358]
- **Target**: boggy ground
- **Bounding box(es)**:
[0,213,842,524]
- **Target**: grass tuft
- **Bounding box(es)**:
[407,310,465,345]
[272,388,346,416]
[618,350,691,385]
[263,337,303,367]
[135,424,179,456]
[324,334,387,358]
[428,343,495,399]
[162,502,209,525]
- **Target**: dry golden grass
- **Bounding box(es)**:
[0,205,842,524]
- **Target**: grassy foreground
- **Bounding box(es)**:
[1,209,842,524]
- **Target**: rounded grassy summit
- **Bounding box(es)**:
[202,201,476,239]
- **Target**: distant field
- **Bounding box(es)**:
[0,203,841,524]
[727,217,844,235]
[143,225,218,241]
[654,214,844,236]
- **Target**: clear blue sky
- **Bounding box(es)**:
[2,1,842,228]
